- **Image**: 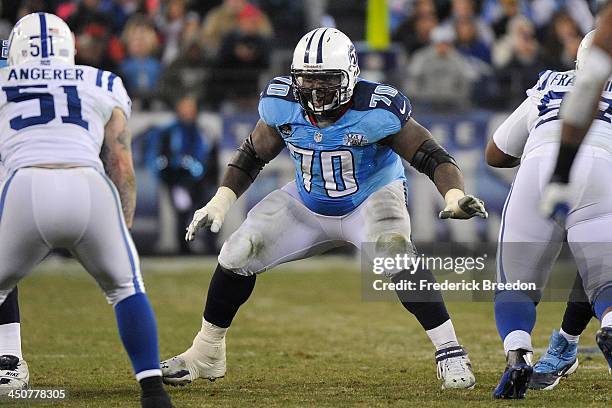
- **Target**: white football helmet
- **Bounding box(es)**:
[291,27,360,116]
[576,30,595,71]
[8,12,75,66]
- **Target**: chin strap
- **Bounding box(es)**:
[307,100,353,125]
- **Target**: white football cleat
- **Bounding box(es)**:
[435,346,476,389]
[0,355,29,395]
[161,331,226,386]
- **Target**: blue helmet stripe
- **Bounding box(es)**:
[38,13,48,58]
[303,29,320,63]
[316,28,329,64]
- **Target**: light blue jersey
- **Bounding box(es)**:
[259,76,411,216]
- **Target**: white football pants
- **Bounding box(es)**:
[498,143,612,301]
[0,167,143,305]
[218,179,414,276]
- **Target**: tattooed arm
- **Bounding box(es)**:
[101,107,137,228]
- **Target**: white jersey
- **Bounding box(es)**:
[0,61,131,173]
[493,69,612,159]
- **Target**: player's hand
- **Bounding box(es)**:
[540,180,574,225]
[439,188,488,220]
[185,186,237,240]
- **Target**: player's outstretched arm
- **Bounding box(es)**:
[102,107,137,228]
[542,5,612,223]
[485,96,531,168]
[485,140,520,168]
[185,120,285,239]
[551,5,612,182]
[386,118,488,220]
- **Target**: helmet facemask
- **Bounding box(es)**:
[291,69,351,117]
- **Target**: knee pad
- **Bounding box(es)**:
[363,185,411,245]
[218,232,263,276]
[374,232,412,254]
[370,233,415,278]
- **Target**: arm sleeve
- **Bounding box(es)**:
[93,68,132,122]
[492,97,532,158]
[107,75,132,119]
[258,76,296,127]
[258,96,280,127]
[372,89,413,141]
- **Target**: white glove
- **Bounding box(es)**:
[185,186,237,240]
[540,181,575,225]
[439,188,488,220]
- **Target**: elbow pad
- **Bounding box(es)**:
[228,134,268,181]
[410,139,458,181]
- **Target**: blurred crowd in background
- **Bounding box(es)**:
[0,0,603,113]
[0,0,605,254]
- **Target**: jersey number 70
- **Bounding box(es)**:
[287,142,358,198]
[2,84,88,131]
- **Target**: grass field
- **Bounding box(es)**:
[5,256,610,407]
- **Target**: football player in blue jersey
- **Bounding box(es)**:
[161,28,487,390]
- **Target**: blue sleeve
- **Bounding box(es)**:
[258,76,297,127]
[352,81,413,141]
[367,89,413,142]
[382,88,412,132]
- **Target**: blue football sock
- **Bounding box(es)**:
[494,290,537,341]
[114,293,161,379]
[593,286,612,320]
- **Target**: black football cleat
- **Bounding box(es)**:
[595,326,612,374]
[493,349,533,399]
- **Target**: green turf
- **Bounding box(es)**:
[6,257,610,407]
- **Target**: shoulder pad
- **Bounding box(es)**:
[352,80,412,133]
[84,66,132,119]
[346,80,413,141]
[258,76,300,126]
[260,76,298,103]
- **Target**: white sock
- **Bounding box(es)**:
[503,330,532,355]
[187,318,227,357]
[200,318,227,342]
[0,323,22,359]
[559,328,580,344]
[602,310,612,328]
[426,319,459,351]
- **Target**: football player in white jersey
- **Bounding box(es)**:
[0,40,29,396]
[0,13,172,408]
[542,1,612,223]
[486,31,612,399]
